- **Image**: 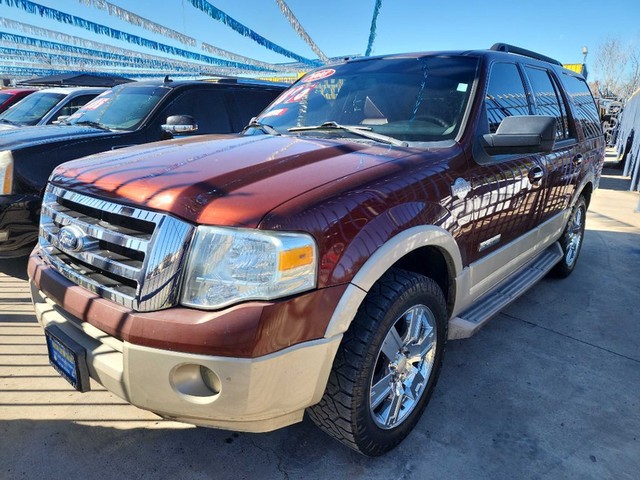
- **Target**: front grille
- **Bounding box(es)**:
[39,185,195,312]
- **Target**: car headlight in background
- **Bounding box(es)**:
[181,226,317,309]
[0,150,13,194]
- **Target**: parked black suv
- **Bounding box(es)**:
[0,79,285,257]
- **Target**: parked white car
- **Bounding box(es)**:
[0,87,106,130]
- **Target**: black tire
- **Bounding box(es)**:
[551,196,587,278]
[307,268,447,456]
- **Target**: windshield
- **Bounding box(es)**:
[66,85,170,130]
[255,56,479,144]
[0,91,65,125]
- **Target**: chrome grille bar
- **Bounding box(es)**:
[39,185,195,312]
[42,203,150,253]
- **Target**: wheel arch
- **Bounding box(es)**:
[324,225,462,338]
[579,181,594,209]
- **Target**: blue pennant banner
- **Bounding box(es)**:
[365,0,383,57]
[0,19,277,76]
[187,0,319,66]
[0,32,273,77]
[2,65,201,78]
[0,45,196,72]
[0,0,271,72]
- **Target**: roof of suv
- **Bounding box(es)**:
[341,44,578,77]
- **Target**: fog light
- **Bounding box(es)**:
[171,364,221,400]
[200,366,221,394]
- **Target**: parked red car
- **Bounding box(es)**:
[0,88,36,114]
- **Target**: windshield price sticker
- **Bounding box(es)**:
[262,108,288,118]
[301,69,336,83]
[273,84,316,106]
[80,97,109,111]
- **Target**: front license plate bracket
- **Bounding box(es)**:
[45,324,91,392]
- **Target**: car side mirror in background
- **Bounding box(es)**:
[52,115,69,124]
[161,115,198,136]
[482,115,556,155]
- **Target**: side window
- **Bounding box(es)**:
[560,74,602,139]
[161,89,233,134]
[232,89,279,126]
[485,62,530,133]
[49,94,99,122]
[524,67,571,140]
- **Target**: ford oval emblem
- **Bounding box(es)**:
[451,177,472,200]
[57,225,86,253]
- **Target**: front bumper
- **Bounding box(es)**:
[31,281,342,432]
[0,193,40,258]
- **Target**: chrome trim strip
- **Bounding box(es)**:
[478,234,501,252]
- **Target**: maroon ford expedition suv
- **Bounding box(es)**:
[29,44,604,456]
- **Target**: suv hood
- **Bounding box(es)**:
[0,124,117,150]
[51,135,430,227]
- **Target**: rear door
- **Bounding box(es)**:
[522,65,580,225]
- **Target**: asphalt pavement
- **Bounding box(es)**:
[1,162,638,480]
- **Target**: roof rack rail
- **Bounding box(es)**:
[490,43,562,66]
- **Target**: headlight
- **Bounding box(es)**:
[0,150,13,194]
[181,226,317,309]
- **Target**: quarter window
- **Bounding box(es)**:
[51,94,100,122]
[560,74,602,139]
[485,63,530,133]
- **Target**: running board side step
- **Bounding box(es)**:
[448,242,563,340]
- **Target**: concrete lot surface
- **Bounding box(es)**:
[1,165,639,479]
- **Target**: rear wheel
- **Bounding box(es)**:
[308,268,447,456]
[552,196,586,278]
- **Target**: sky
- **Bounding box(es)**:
[0,0,639,81]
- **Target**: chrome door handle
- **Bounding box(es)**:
[573,154,584,166]
[529,166,544,183]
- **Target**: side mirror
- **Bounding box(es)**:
[52,115,69,124]
[482,115,556,155]
[161,115,198,135]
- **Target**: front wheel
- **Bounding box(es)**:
[552,196,587,278]
[307,268,447,456]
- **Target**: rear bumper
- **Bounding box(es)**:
[0,193,40,258]
[31,281,342,432]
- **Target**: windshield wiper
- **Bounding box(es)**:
[244,118,280,135]
[73,120,111,131]
[288,121,408,147]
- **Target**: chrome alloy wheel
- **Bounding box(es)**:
[370,304,437,429]
[565,204,584,267]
